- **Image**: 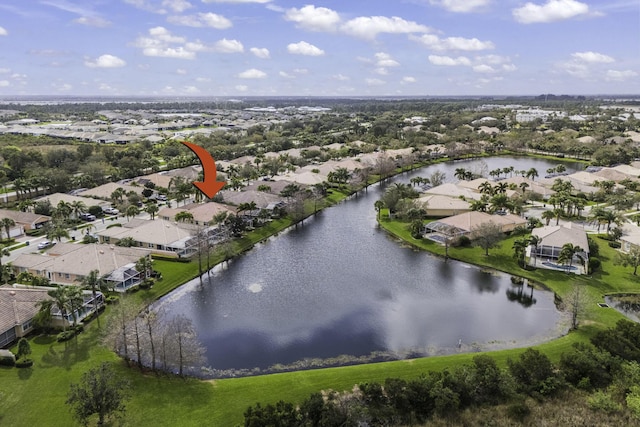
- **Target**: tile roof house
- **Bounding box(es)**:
[0,284,104,347]
[424,211,526,241]
[96,219,205,257]
[528,224,589,274]
[158,202,235,226]
[11,243,152,292]
[416,194,471,217]
[0,208,51,236]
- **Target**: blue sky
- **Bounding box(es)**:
[0,0,638,97]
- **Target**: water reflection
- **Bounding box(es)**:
[158,157,570,375]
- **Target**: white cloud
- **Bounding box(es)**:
[214,38,244,53]
[571,51,614,63]
[429,0,491,13]
[0,80,9,87]
[143,46,195,59]
[279,71,294,78]
[428,55,471,66]
[605,69,638,81]
[473,64,496,73]
[375,68,389,76]
[183,85,200,94]
[412,34,494,51]
[148,26,186,43]
[402,76,416,83]
[287,41,325,56]
[235,85,249,92]
[365,78,385,86]
[513,0,589,24]
[0,26,7,36]
[53,82,73,91]
[341,16,430,40]
[162,0,193,12]
[284,5,341,32]
[73,16,111,27]
[375,52,400,68]
[0,68,9,74]
[250,47,270,59]
[167,12,232,29]
[84,54,126,68]
[237,68,267,79]
[195,77,211,82]
[333,74,350,81]
[176,68,187,74]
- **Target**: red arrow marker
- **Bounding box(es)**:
[180,141,225,199]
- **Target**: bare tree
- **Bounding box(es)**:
[563,284,589,330]
[471,221,504,256]
[165,315,206,376]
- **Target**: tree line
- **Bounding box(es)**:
[243,319,640,426]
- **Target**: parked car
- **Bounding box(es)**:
[79,213,97,221]
[156,194,167,201]
[102,207,119,215]
[37,240,55,250]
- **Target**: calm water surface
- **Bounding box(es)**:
[158,157,578,374]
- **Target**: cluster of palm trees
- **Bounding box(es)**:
[488,167,539,181]
[513,235,585,272]
[470,182,522,214]
[36,285,88,331]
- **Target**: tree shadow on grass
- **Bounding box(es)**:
[40,337,91,370]
[17,367,33,380]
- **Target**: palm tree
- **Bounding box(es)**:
[541,210,555,226]
[47,223,70,242]
[145,203,159,220]
[525,168,539,181]
[528,235,542,267]
[374,200,384,219]
[512,238,529,268]
[0,217,15,240]
[69,201,87,220]
[478,181,494,195]
[125,204,140,220]
[557,243,585,273]
[174,211,194,223]
[54,201,72,223]
[79,269,105,326]
[65,286,85,327]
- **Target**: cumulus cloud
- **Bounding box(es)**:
[412,34,494,51]
[237,68,267,79]
[284,5,340,32]
[287,41,325,56]
[571,51,614,63]
[429,0,492,13]
[0,26,7,36]
[402,76,416,83]
[235,85,249,92]
[606,70,638,81]
[214,38,244,53]
[0,80,9,87]
[365,78,385,86]
[428,55,471,66]
[341,16,430,40]
[375,52,400,68]
[133,27,200,59]
[167,12,232,29]
[250,47,270,59]
[513,0,590,24]
[84,54,126,68]
[176,68,187,74]
[333,74,350,81]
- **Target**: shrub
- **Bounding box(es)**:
[15,359,34,368]
[106,295,119,305]
[0,350,15,366]
[588,391,622,413]
[57,330,76,342]
[588,258,601,274]
[88,205,103,217]
[452,235,471,247]
[106,223,122,229]
[608,241,622,249]
[506,401,531,422]
[627,386,640,419]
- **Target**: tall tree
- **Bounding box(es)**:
[79,269,105,326]
[471,221,503,256]
[0,217,16,240]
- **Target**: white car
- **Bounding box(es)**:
[37,240,54,250]
[103,207,119,215]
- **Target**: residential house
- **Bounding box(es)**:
[0,208,51,236]
[424,211,526,242]
[11,243,152,292]
[158,202,235,226]
[528,224,589,274]
[416,194,471,217]
[96,218,213,257]
[0,284,104,347]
